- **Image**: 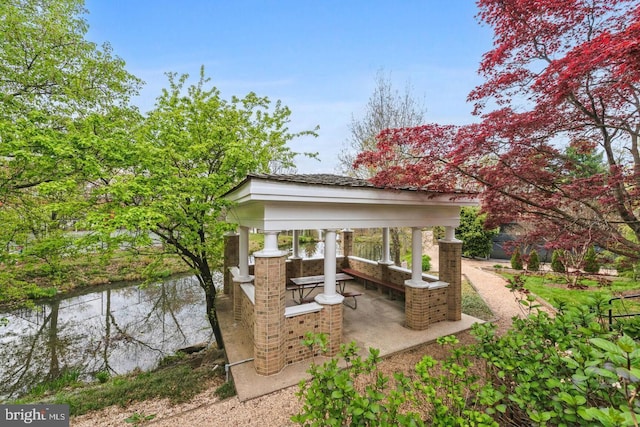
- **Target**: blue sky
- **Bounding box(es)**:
[84,1,494,173]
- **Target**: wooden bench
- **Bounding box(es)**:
[340,291,363,309]
[341,268,405,298]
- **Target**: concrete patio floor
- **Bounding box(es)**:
[218,281,483,402]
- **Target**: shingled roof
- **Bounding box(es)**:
[241,173,475,195]
[246,173,384,189]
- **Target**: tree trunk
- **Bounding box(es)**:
[198,268,224,349]
[391,228,401,265]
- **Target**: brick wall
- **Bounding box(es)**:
[241,289,255,341]
[284,311,323,364]
[405,286,448,330]
[428,288,448,324]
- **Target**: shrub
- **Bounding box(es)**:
[95,371,110,384]
[527,249,540,271]
[471,295,640,426]
[401,253,431,271]
[421,254,431,272]
[293,337,500,426]
[551,249,566,273]
[295,298,640,426]
[583,245,600,274]
[510,247,523,270]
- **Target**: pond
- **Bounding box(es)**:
[0,274,217,400]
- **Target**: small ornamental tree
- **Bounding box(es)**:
[551,250,566,273]
[511,247,523,270]
[95,68,317,347]
[584,245,600,274]
[527,249,540,271]
[354,0,640,264]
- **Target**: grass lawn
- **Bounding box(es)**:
[500,272,640,316]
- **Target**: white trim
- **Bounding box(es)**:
[315,293,345,305]
[404,279,449,289]
[428,281,449,289]
[285,302,323,317]
[387,264,439,282]
[348,255,378,265]
[240,283,255,304]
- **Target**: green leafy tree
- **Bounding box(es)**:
[527,249,540,271]
[0,0,141,301]
[0,0,141,200]
[456,207,499,259]
[95,68,316,347]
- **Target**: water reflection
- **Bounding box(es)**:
[0,274,215,399]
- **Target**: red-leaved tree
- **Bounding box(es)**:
[355,0,640,261]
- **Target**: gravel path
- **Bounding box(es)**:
[71,258,524,427]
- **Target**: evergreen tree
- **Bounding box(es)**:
[511,247,523,270]
[527,249,540,271]
[584,245,600,274]
[551,250,566,273]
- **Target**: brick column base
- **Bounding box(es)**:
[405,285,430,330]
[318,302,343,357]
[253,252,287,376]
[439,240,463,321]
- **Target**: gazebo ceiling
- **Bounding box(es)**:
[223,174,478,231]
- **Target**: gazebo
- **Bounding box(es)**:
[222,174,477,377]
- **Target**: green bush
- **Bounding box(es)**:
[584,245,600,274]
[527,249,540,271]
[510,247,523,270]
[421,254,431,272]
[615,256,640,280]
[471,295,640,426]
[401,253,431,271]
[293,337,499,426]
[295,298,640,426]
[95,371,110,384]
[551,249,566,273]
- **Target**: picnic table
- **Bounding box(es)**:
[287,272,355,305]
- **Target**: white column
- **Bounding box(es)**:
[239,226,250,279]
[254,230,287,257]
[315,229,344,305]
[444,226,456,242]
[411,227,423,282]
[292,230,301,258]
[380,227,392,264]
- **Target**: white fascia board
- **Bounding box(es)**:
[227,179,477,207]
[260,202,461,230]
